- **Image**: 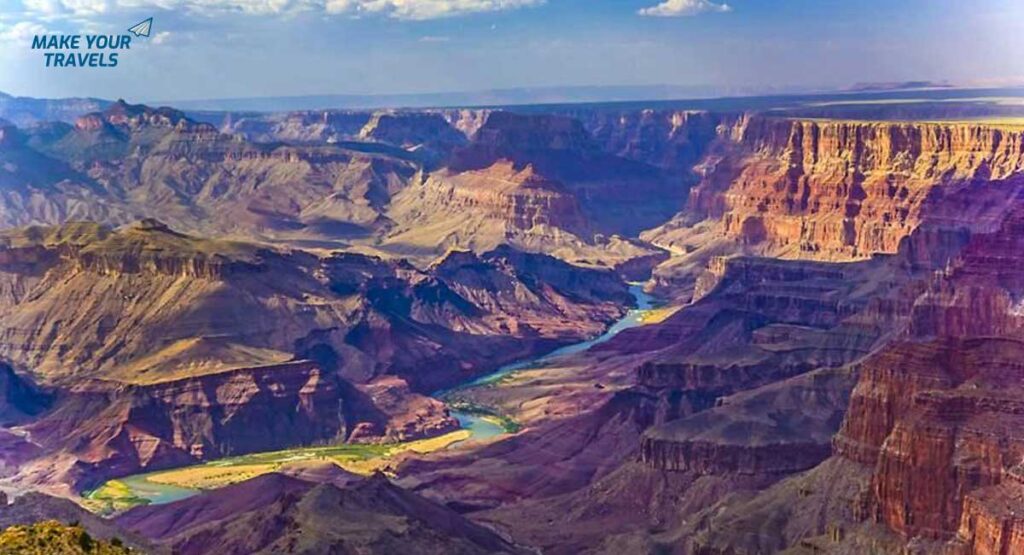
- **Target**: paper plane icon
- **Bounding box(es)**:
[128,18,153,38]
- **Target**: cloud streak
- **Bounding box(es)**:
[17,0,546,19]
[638,0,731,17]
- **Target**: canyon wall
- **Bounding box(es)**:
[684,117,1024,261]
[26,361,353,488]
[829,205,1024,551]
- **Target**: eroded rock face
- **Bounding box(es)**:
[832,205,1024,546]
[219,110,372,144]
[641,368,857,477]
[383,114,672,266]
[390,160,589,241]
[661,116,1024,262]
[28,361,348,488]
[14,100,421,242]
[953,480,1024,555]
[0,220,633,489]
[633,253,887,403]
[835,339,1024,542]
[78,99,215,134]
[540,108,738,178]
[444,111,682,237]
[358,111,468,161]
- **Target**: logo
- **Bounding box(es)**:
[128,18,153,38]
[30,18,154,68]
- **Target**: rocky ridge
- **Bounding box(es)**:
[0,220,632,492]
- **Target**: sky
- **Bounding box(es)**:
[0,0,1023,102]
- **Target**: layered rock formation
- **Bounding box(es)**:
[824,206,1024,550]
[0,220,632,490]
[543,108,731,172]
[641,367,857,477]
[657,116,1024,262]
[27,361,351,488]
[0,120,133,230]
[654,195,1024,554]
[383,111,678,268]
[358,111,468,164]
[10,100,422,243]
[216,110,371,144]
[396,248,908,551]
[0,92,109,127]
[446,111,681,237]
[398,124,1024,552]
[384,160,591,256]
[6,93,1024,553]
[955,480,1024,555]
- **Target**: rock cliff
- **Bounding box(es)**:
[827,204,1024,548]
[676,117,1024,261]
[641,367,857,476]
[445,111,682,237]
[26,361,351,488]
[0,220,632,489]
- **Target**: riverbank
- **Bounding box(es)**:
[85,284,663,512]
[84,430,469,513]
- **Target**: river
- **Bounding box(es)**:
[89,284,656,508]
[445,283,655,443]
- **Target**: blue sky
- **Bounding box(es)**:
[0,0,1022,101]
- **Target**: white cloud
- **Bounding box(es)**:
[327,0,545,20]
[18,0,545,19]
[151,30,171,43]
[639,0,731,17]
[0,21,48,43]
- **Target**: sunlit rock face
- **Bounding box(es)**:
[830,206,1024,548]
[0,219,633,491]
[685,117,1024,260]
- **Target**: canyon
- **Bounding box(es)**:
[0,89,1022,553]
[0,217,632,496]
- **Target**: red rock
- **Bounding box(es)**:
[954,481,1024,555]
[684,116,1024,260]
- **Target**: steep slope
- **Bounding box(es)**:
[19,100,421,243]
[117,472,529,555]
[633,195,1024,555]
[831,204,1024,551]
[0,121,132,229]
[0,363,49,426]
[358,111,468,165]
[384,111,673,267]
[643,116,1024,302]
[0,520,133,554]
[7,103,676,272]
[0,220,632,491]
[397,246,909,520]
[216,110,372,144]
[446,111,682,236]
[474,368,858,555]
[397,150,1024,553]
[0,492,151,552]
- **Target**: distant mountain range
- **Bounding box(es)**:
[150,84,810,112]
[7,84,1024,128]
[0,91,109,127]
